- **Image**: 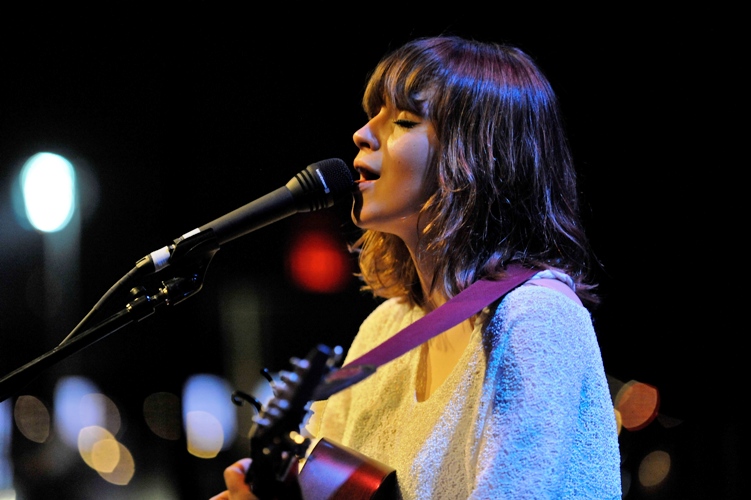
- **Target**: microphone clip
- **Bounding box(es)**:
[155,229,220,306]
[131,228,221,309]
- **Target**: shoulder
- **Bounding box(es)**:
[486,283,596,354]
[483,284,607,393]
[501,281,589,319]
[525,278,582,306]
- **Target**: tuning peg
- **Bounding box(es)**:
[327,346,344,367]
[279,370,300,386]
[290,357,310,370]
[264,406,284,420]
[271,398,290,411]
[231,390,263,413]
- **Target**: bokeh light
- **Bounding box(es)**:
[19,152,76,233]
[182,374,237,458]
[143,392,182,441]
[614,407,622,435]
[78,425,135,485]
[638,450,671,489]
[0,400,13,494]
[96,441,135,486]
[13,395,50,443]
[287,230,351,293]
[53,376,106,447]
[80,393,121,435]
[78,426,118,471]
[185,411,224,459]
[614,380,660,431]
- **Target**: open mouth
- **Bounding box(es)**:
[356,166,380,182]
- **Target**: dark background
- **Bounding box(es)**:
[0,9,735,500]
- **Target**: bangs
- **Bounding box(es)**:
[362,50,435,118]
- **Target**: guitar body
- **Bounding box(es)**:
[299,438,397,500]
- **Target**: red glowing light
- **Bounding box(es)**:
[287,230,351,293]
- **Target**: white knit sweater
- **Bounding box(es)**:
[305,280,621,499]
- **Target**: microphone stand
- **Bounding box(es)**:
[0,230,221,403]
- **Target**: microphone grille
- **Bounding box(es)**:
[290,158,355,212]
[315,158,355,197]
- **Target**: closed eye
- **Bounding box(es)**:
[394,119,418,129]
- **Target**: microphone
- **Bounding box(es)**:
[135,158,354,275]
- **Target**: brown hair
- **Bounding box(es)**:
[353,36,599,310]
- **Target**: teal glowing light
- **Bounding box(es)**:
[20,152,77,232]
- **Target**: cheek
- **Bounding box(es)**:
[388,137,433,180]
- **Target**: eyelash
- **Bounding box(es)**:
[394,119,418,129]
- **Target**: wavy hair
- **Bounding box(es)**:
[353,36,600,310]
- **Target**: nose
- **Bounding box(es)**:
[353,120,378,151]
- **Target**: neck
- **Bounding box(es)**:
[406,243,446,313]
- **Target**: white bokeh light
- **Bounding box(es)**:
[20,152,77,232]
[182,374,237,456]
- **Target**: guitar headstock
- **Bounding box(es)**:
[245,344,342,499]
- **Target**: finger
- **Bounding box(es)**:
[227,457,251,475]
[224,457,251,484]
[224,458,253,496]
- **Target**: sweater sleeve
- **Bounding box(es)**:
[471,285,620,499]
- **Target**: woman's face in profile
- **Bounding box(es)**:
[351,102,437,247]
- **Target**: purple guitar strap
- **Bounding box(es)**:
[315,264,538,400]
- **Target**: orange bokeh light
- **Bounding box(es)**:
[615,381,660,431]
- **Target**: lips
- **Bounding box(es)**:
[355,166,380,182]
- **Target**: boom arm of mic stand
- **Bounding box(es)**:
[0,230,221,403]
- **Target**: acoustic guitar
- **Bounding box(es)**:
[243,344,397,500]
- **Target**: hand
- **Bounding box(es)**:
[209,458,258,500]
